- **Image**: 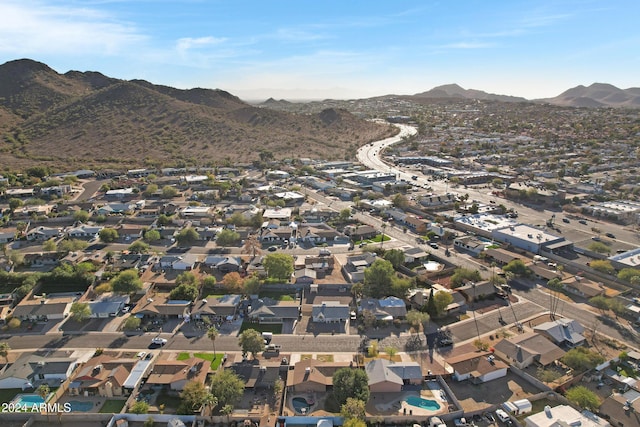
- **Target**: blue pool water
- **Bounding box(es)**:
[68,400,94,412]
[11,394,45,406]
[292,397,312,413]
[405,396,441,411]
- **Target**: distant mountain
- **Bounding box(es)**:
[411,84,528,103]
[539,83,640,108]
[0,59,395,171]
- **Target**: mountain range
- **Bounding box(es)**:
[0,59,395,171]
[406,83,640,108]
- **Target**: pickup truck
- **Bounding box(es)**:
[264,344,282,353]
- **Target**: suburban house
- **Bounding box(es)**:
[159,254,199,270]
[11,295,73,321]
[599,389,640,427]
[534,318,585,348]
[493,332,566,369]
[453,235,487,256]
[294,268,317,284]
[228,362,281,390]
[304,256,335,278]
[246,297,300,326]
[117,224,145,241]
[404,247,430,264]
[66,225,103,239]
[342,252,377,283]
[358,297,407,320]
[528,264,564,282]
[561,276,606,298]
[0,227,17,244]
[524,405,610,427]
[0,354,77,389]
[145,358,208,391]
[366,359,423,393]
[203,256,242,273]
[88,295,129,318]
[445,351,508,383]
[190,295,241,323]
[69,354,136,397]
[483,248,522,266]
[346,225,378,241]
[96,203,136,215]
[25,226,61,242]
[286,358,351,393]
[456,281,499,302]
[311,301,350,323]
[131,295,190,320]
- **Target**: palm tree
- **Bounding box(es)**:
[204,394,218,417]
[37,384,50,420]
[380,223,387,249]
[221,404,233,424]
[207,326,219,358]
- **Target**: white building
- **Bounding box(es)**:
[524,405,609,427]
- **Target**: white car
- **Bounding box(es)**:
[151,337,167,346]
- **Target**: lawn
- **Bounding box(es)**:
[316,354,334,362]
[99,399,127,414]
[259,292,296,301]
[177,352,190,361]
[194,352,225,370]
[239,322,282,334]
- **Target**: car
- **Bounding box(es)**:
[578,219,587,225]
[592,236,601,241]
[483,412,496,423]
[151,337,167,346]
[605,232,616,239]
[495,409,510,423]
[562,218,570,223]
[136,351,147,358]
[429,242,439,249]
[121,306,130,314]
[267,246,278,252]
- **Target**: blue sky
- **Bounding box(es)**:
[1,0,638,100]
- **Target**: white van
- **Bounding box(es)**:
[495,409,510,423]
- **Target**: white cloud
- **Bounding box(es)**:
[0,1,146,56]
[176,36,227,53]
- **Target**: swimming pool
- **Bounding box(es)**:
[291,397,312,414]
[404,396,441,411]
[11,394,45,407]
[68,400,94,412]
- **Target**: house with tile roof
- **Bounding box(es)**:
[145,357,209,392]
[246,297,300,325]
[286,358,352,393]
[69,354,136,397]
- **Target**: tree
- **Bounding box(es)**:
[99,228,119,243]
[123,316,141,331]
[243,275,261,294]
[169,283,199,301]
[263,253,294,280]
[561,347,605,372]
[111,269,143,294]
[502,259,531,277]
[131,401,149,414]
[216,229,241,246]
[144,417,155,427]
[143,229,161,242]
[566,385,600,411]
[238,329,264,358]
[341,397,366,420]
[589,260,615,275]
[203,276,217,288]
[618,268,640,283]
[178,381,210,414]
[70,302,91,322]
[143,183,158,196]
[7,317,21,329]
[222,272,244,292]
[473,339,490,351]
[43,238,57,252]
[363,259,395,298]
[384,346,398,362]
[241,234,262,257]
[450,267,482,288]
[8,198,23,211]
[547,277,563,291]
[433,291,454,317]
[587,241,610,254]
[338,208,352,222]
[176,227,199,246]
[37,384,50,402]
[207,326,219,357]
[161,185,178,198]
[343,420,366,427]
[73,210,90,223]
[332,367,369,406]
[406,310,429,335]
[157,214,172,226]
[208,369,245,408]
[589,295,610,313]
[176,271,199,286]
[383,249,405,269]
[220,404,234,422]
[0,341,10,364]
[128,241,149,253]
